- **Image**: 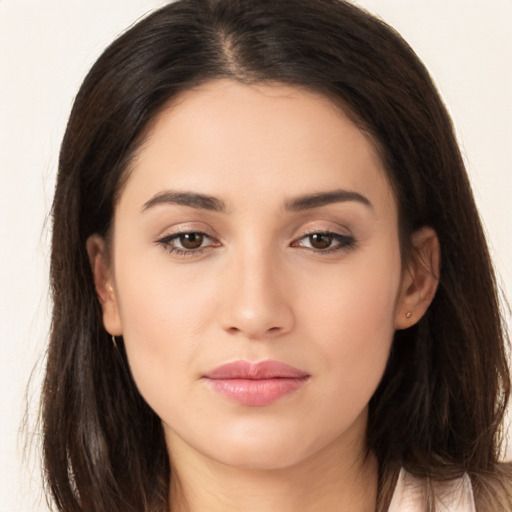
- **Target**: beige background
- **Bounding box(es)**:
[1,1,511,510]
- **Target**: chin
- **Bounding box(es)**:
[200,423,330,471]
[213,445,309,471]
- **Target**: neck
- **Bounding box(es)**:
[167,417,378,512]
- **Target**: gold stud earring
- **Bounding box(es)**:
[406,311,412,319]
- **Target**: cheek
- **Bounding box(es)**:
[112,252,219,412]
[298,245,401,396]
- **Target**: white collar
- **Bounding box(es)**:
[388,468,476,512]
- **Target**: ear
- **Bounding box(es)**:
[395,226,440,329]
[86,234,123,336]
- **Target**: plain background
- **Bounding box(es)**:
[1,1,511,510]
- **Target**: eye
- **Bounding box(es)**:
[156,231,219,255]
[175,232,206,250]
[292,231,356,253]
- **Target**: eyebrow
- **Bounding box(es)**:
[284,189,373,211]
[142,191,226,212]
[141,188,372,213]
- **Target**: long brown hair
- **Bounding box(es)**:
[43,1,511,510]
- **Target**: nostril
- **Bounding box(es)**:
[225,324,283,339]
[219,287,295,339]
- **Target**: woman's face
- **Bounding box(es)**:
[90,80,431,470]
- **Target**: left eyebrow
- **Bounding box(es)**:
[284,189,373,211]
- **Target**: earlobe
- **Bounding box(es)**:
[86,234,123,336]
[395,227,440,330]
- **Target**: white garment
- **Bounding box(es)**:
[388,468,476,512]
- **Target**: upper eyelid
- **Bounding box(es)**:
[156,232,354,257]
[158,231,217,244]
[293,225,352,239]
[155,232,220,256]
[155,224,219,240]
[153,217,355,242]
[159,229,211,239]
[292,231,355,245]
[155,231,356,260]
[155,226,351,241]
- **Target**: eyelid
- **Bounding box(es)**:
[292,231,355,245]
[154,225,222,256]
[293,221,353,240]
[154,221,220,241]
[153,222,357,257]
[158,230,214,244]
[290,224,357,253]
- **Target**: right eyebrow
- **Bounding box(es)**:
[142,190,226,212]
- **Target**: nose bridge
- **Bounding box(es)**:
[219,240,294,339]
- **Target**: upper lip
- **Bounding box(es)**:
[204,360,309,380]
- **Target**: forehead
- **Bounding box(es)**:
[122,79,395,215]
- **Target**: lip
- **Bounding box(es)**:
[203,360,310,406]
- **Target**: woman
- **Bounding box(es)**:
[42,0,511,510]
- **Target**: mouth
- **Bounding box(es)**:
[203,360,310,407]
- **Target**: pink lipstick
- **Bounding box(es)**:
[204,360,309,406]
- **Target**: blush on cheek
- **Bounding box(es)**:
[313,272,399,393]
[122,326,192,429]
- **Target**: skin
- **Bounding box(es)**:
[88,80,439,512]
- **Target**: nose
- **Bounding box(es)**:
[218,248,295,340]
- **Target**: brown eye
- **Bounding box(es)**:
[308,233,333,249]
[178,233,204,249]
[157,230,219,255]
[292,231,356,253]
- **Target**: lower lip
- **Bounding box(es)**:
[206,377,309,406]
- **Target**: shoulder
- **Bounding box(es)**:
[388,468,476,512]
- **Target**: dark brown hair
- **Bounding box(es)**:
[43,1,511,510]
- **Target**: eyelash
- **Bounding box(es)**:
[155,230,357,257]
[291,231,357,254]
[156,231,218,257]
